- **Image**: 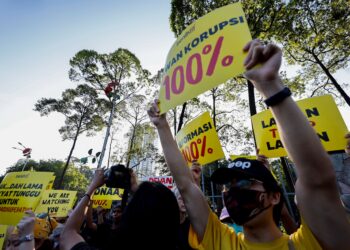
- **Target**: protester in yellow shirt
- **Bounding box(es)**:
[148,39,350,249]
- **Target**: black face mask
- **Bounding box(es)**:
[223,187,271,225]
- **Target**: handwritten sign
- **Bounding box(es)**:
[251,95,348,157]
[159,2,252,113]
[176,111,225,166]
[0,171,53,225]
[35,190,77,217]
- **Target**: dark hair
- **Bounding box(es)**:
[117,182,179,250]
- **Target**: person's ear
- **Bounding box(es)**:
[270,192,281,205]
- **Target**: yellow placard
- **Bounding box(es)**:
[35,190,77,217]
[159,2,252,113]
[251,95,348,158]
[0,171,54,225]
[92,200,112,209]
[0,225,7,250]
[175,111,225,166]
[230,155,256,161]
[46,176,56,190]
[92,187,123,201]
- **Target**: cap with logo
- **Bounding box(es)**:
[211,158,280,191]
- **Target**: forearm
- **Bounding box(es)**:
[260,78,335,186]
[157,123,194,191]
[65,186,95,233]
[86,203,97,231]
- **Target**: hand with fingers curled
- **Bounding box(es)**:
[243,39,285,99]
[17,210,36,237]
[87,168,106,195]
[147,99,168,128]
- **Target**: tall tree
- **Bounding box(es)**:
[119,94,149,168]
[69,49,150,168]
[273,0,350,105]
[34,84,107,188]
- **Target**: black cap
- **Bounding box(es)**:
[211,158,280,191]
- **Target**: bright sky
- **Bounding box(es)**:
[0,0,174,174]
[0,1,349,175]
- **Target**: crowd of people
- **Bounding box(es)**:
[3,40,350,250]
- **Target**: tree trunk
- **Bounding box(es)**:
[311,52,350,106]
[126,123,137,168]
[97,96,117,169]
[177,102,187,133]
[173,108,177,135]
[107,132,114,168]
[58,117,83,189]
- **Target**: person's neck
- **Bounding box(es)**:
[243,219,283,243]
[179,212,187,224]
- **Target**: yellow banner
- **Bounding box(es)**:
[0,171,53,225]
[0,225,7,250]
[159,2,252,113]
[251,95,348,157]
[230,155,256,161]
[92,200,112,209]
[92,187,123,201]
[35,190,77,217]
[175,111,225,166]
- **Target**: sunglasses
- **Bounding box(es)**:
[224,178,264,190]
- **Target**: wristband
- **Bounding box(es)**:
[264,87,291,106]
[83,193,91,200]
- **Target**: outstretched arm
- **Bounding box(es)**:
[60,169,105,250]
[244,40,350,249]
[148,103,210,241]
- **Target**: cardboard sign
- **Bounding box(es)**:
[0,171,53,225]
[46,176,56,190]
[92,200,112,209]
[230,155,256,161]
[159,2,252,113]
[92,187,123,201]
[176,111,225,166]
[35,190,77,217]
[146,176,174,189]
[0,225,7,250]
[251,95,348,157]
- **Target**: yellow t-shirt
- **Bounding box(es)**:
[189,212,322,250]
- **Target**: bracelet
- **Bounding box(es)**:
[83,193,91,200]
[264,87,292,106]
